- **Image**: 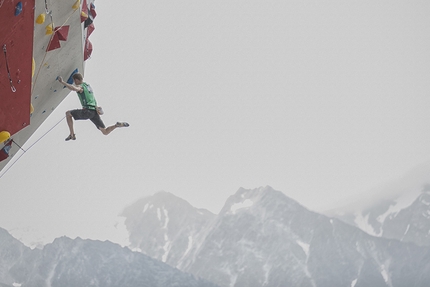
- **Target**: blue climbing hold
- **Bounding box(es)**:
[67,69,79,85]
[15,2,22,16]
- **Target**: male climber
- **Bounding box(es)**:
[58,73,129,141]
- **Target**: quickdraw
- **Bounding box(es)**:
[2,44,16,92]
[44,0,53,20]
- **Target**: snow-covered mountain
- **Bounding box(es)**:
[0,228,217,287]
[325,161,430,247]
[122,186,430,287]
[121,191,216,266]
[329,185,430,246]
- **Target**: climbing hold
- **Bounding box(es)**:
[84,39,92,61]
[30,104,34,115]
[45,23,53,35]
[46,26,70,51]
[0,131,11,144]
[81,10,88,22]
[89,3,97,19]
[54,26,69,41]
[87,23,95,37]
[67,69,78,84]
[0,140,13,162]
[36,13,46,24]
[15,2,22,16]
[46,33,60,51]
[81,0,88,22]
[32,58,35,77]
[72,0,80,10]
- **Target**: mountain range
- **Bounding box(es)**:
[121,186,430,287]
[0,227,217,287]
[2,184,430,286]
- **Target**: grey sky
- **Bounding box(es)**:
[1,0,430,245]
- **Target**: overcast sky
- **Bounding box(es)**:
[1,0,430,246]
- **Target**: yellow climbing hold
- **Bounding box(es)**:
[81,11,88,19]
[36,13,45,24]
[32,58,35,77]
[30,104,34,115]
[45,23,53,35]
[0,131,11,144]
[72,0,80,10]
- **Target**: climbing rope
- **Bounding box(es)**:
[0,116,66,179]
[3,44,16,92]
[23,115,66,152]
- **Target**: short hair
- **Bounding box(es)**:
[72,73,83,81]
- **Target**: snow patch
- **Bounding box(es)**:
[13,284,21,287]
[142,203,149,213]
[162,233,171,262]
[183,235,193,256]
[351,278,358,287]
[404,224,410,235]
[163,208,169,229]
[377,192,419,223]
[157,208,161,221]
[401,224,410,241]
[46,263,57,287]
[231,199,254,214]
[380,263,393,286]
[297,240,310,257]
[381,266,389,282]
[353,190,421,237]
[354,212,379,236]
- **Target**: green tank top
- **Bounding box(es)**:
[77,82,97,110]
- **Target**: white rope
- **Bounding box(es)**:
[0,116,66,179]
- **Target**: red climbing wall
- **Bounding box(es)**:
[0,0,35,136]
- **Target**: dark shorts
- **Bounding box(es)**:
[70,109,106,129]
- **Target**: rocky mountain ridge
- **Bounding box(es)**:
[0,228,217,287]
[121,186,430,287]
[328,185,430,247]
